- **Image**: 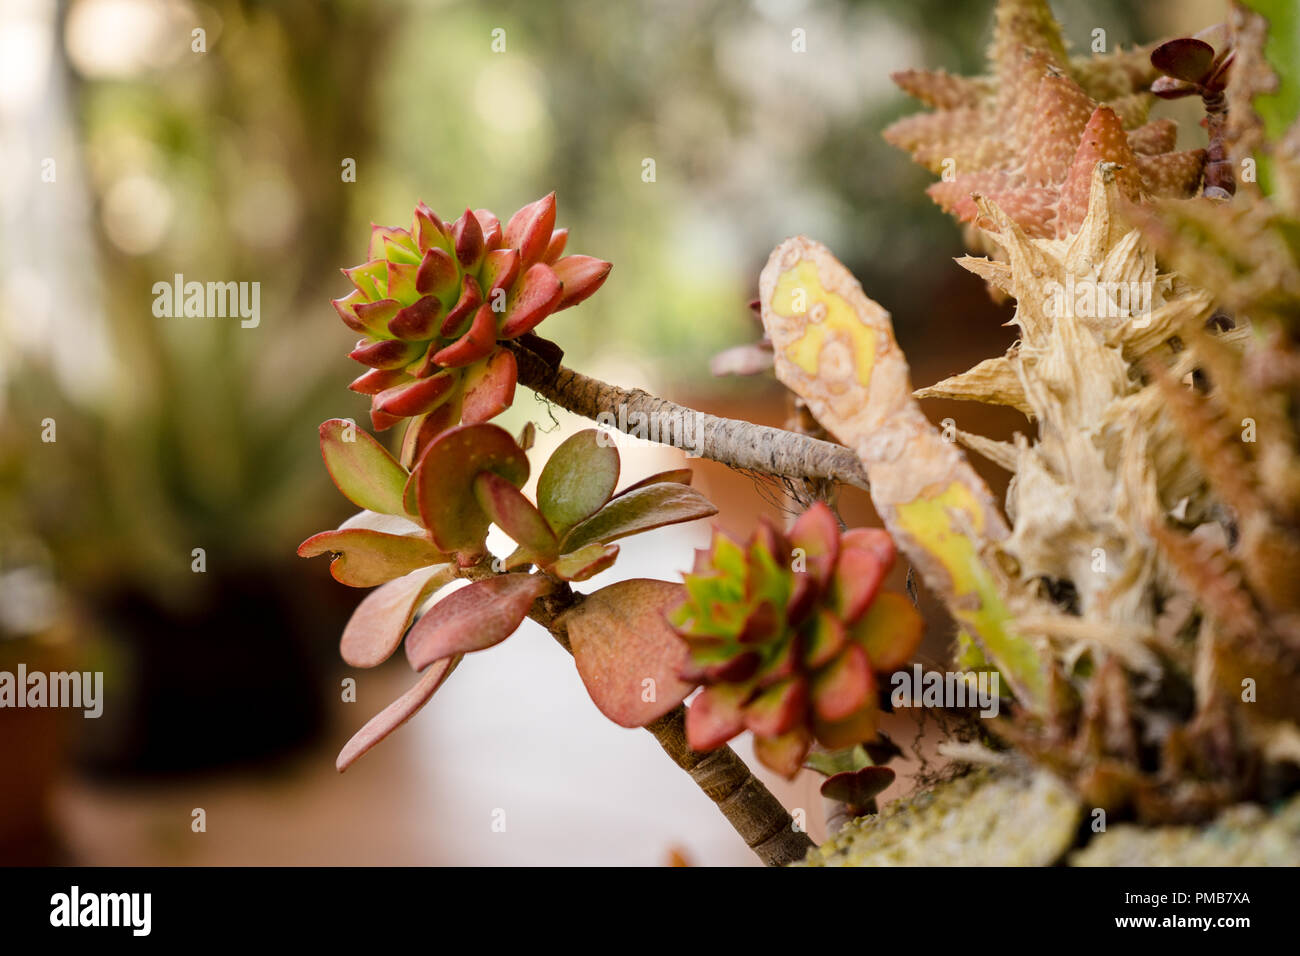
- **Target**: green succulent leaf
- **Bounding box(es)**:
[804,744,872,777]
[338,564,457,668]
[319,419,410,516]
[404,572,549,671]
[536,429,620,536]
[412,423,529,555]
[561,482,717,553]
[565,579,697,728]
[611,468,693,499]
[297,529,449,588]
[550,542,620,581]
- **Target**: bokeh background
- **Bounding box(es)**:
[0,0,1219,865]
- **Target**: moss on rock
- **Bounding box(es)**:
[799,767,1081,866]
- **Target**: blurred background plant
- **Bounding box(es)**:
[0,0,1215,864]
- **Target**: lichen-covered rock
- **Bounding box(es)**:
[799,768,1081,866]
[1071,794,1300,866]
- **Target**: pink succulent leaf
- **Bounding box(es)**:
[565,579,696,727]
[373,372,457,423]
[684,683,749,751]
[431,304,498,369]
[551,255,613,311]
[503,192,556,267]
[452,208,485,271]
[459,348,517,425]
[472,471,559,562]
[812,644,874,723]
[338,564,456,668]
[336,655,460,772]
[543,228,568,264]
[319,418,410,515]
[536,429,620,537]
[561,482,718,553]
[440,275,483,338]
[499,263,563,339]
[473,208,503,249]
[297,528,449,588]
[412,423,530,554]
[404,573,549,670]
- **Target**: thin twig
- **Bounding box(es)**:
[506,340,870,492]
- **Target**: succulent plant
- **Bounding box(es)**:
[298,420,718,769]
[335,193,611,434]
[669,502,923,778]
[885,0,1206,239]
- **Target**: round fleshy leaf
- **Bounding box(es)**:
[852,590,924,673]
[820,765,895,806]
[404,573,548,670]
[566,579,696,728]
[472,471,558,562]
[319,419,409,516]
[561,482,718,553]
[339,564,456,668]
[1151,37,1216,84]
[336,655,460,772]
[296,529,448,588]
[537,429,620,537]
[412,423,529,554]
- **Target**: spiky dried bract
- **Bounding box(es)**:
[335,194,610,437]
[669,502,922,778]
[885,0,1204,239]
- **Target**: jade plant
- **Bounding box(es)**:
[301,194,926,866]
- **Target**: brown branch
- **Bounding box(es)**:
[528,576,815,867]
[506,339,870,492]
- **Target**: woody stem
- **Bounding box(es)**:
[505,340,870,492]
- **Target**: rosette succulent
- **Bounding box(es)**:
[335,193,611,433]
[670,502,924,777]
